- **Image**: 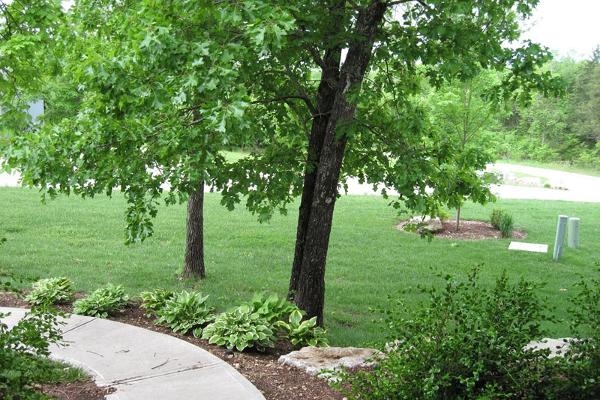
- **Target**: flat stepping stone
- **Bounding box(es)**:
[0,307,264,400]
[508,241,548,253]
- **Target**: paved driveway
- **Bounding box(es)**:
[3,162,599,202]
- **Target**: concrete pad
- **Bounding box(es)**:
[508,242,548,253]
[105,364,264,400]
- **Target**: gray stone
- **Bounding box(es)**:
[524,338,574,358]
[409,216,443,233]
[278,346,382,376]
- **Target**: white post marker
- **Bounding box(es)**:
[567,217,580,249]
[553,215,569,261]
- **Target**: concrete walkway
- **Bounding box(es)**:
[0,307,265,400]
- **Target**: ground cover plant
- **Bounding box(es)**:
[25,277,74,306]
[276,309,328,348]
[73,284,129,318]
[201,305,276,352]
[139,288,176,317]
[155,291,214,336]
[0,188,598,345]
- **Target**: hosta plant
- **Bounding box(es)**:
[73,284,129,318]
[276,309,329,348]
[155,291,214,336]
[202,305,275,352]
[245,292,299,324]
[25,277,74,306]
[139,289,175,317]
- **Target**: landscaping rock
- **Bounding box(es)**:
[409,216,443,233]
[278,346,382,376]
[524,338,574,358]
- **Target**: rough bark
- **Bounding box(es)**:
[288,48,342,300]
[293,1,388,325]
[182,180,205,279]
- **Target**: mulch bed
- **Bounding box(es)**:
[0,292,343,400]
[396,219,527,241]
[38,381,114,400]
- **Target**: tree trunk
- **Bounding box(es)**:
[182,180,205,279]
[292,1,387,325]
[456,206,461,232]
[288,48,341,300]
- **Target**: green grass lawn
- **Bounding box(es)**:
[1,187,598,345]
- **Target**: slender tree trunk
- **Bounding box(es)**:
[182,180,205,278]
[293,1,387,325]
[456,206,461,232]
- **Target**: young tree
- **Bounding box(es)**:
[425,71,500,231]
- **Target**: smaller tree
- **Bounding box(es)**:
[425,71,500,230]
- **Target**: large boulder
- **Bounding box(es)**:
[278,346,382,376]
[409,216,443,233]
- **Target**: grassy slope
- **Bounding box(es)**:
[1,188,598,345]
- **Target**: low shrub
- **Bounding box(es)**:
[244,292,298,324]
[73,284,129,317]
[202,305,275,352]
[275,309,328,348]
[551,274,600,398]
[155,291,214,336]
[0,308,63,399]
[25,277,74,306]
[490,208,514,237]
[139,288,175,317]
[336,268,558,399]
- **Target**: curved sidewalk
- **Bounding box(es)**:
[0,307,265,400]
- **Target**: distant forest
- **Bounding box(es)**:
[493,48,600,168]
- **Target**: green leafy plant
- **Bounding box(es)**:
[491,208,514,237]
[155,291,214,336]
[73,284,129,317]
[202,305,275,352]
[244,292,299,324]
[275,309,328,348]
[551,274,600,398]
[25,277,74,306]
[336,268,559,399]
[0,308,63,399]
[139,288,175,317]
[498,212,514,238]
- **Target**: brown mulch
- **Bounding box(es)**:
[396,219,527,241]
[39,380,114,400]
[1,292,344,400]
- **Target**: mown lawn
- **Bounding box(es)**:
[0,187,598,345]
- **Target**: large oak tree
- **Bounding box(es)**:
[2,0,560,324]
